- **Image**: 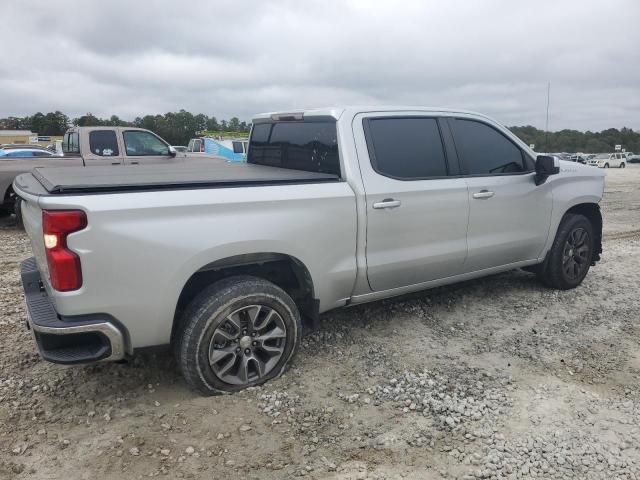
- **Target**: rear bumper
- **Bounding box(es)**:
[20,257,127,364]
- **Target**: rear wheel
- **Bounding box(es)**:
[620,162,626,169]
[604,163,609,168]
[175,276,302,395]
[536,214,594,290]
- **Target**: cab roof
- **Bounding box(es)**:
[252,106,487,123]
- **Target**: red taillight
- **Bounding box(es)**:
[42,210,87,291]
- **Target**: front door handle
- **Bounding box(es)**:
[472,190,495,199]
[373,198,402,209]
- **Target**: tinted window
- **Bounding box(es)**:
[123,131,169,156]
[366,118,447,179]
[248,121,340,176]
[63,132,80,154]
[232,141,244,154]
[89,130,119,156]
[7,151,34,157]
[32,150,53,157]
[451,120,525,175]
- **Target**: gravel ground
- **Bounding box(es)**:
[1,165,639,480]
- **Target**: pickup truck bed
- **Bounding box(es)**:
[15,162,340,196]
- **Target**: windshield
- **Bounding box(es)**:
[247,121,340,177]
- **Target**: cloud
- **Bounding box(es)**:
[1,0,638,130]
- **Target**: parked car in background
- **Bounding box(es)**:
[0,148,61,158]
[569,154,587,164]
[587,153,626,168]
[1,144,54,152]
[0,126,211,226]
[14,106,605,395]
[628,153,640,164]
[551,153,572,162]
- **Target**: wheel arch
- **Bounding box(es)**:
[171,253,318,345]
[1,182,15,208]
[563,203,602,262]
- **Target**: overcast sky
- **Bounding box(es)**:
[1,0,639,131]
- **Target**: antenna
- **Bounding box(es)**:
[545,81,551,152]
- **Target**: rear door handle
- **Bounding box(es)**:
[373,198,402,209]
[472,190,495,199]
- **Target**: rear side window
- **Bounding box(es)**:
[248,121,340,176]
[232,141,244,154]
[451,119,525,175]
[63,132,80,154]
[89,130,119,156]
[364,117,447,179]
[188,139,202,152]
[123,131,169,156]
[7,151,34,157]
[32,150,53,157]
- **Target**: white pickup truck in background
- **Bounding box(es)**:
[14,106,605,395]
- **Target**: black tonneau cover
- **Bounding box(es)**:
[25,162,339,195]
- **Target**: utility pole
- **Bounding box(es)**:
[545,81,551,152]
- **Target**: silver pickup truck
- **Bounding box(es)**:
[1,126,209,226]
[14,106,605,395]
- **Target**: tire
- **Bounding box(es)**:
[536,214,594,290]
[620,162,626,169]
[604,163,609,168]
[14,196,24,229]
[175,275,302,395]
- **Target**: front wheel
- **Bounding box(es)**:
[175,276,302,395]
[536,214,594,290]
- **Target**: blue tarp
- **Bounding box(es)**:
[203,138,245,162]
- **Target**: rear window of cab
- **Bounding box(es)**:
[248,121,340,177]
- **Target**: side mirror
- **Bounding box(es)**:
[535,155,560,185]
[168,146,177,157]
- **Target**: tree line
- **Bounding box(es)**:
[1,111,638,152]
[0,110,251,146]
[509,125,640,154]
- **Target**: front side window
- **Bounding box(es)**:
[123,131,169,156]
[451,119,526,175]
[89,130,119,156]
[63,132,80,154]
[248,121,340,176]
[365,117,447,179]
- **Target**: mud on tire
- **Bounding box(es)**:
[536,213,594,290]
[175,275,302,395]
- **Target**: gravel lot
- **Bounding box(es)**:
[1,166,639,480]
